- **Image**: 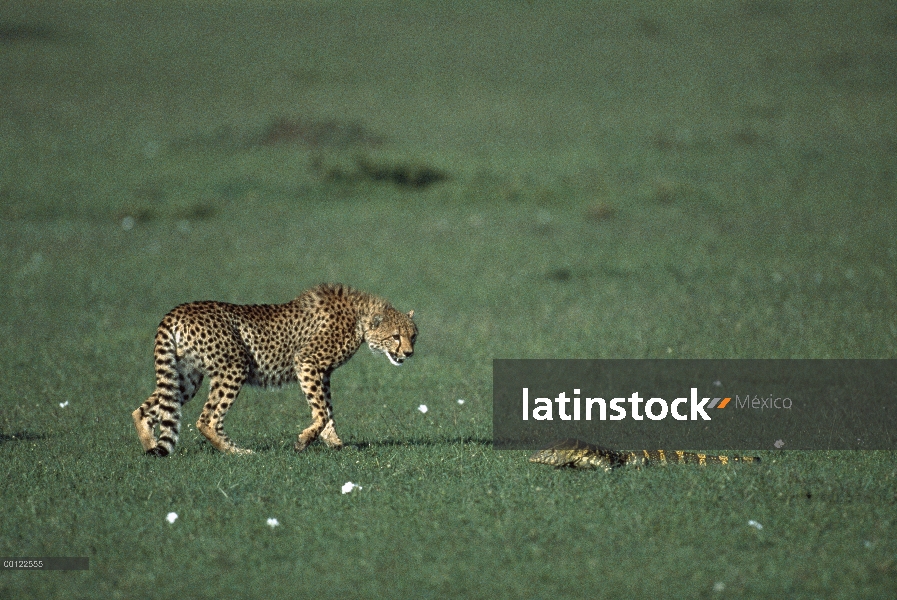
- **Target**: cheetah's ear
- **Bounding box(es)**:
[407,310,414,319]
[371,315,383,328]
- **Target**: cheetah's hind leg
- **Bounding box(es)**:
[134,320,191,457]
[132,393,162,452]
[136,387,185,457]
[133,390,184,457]
[133,361,203,457]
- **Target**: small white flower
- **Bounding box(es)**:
[712,380,722,387]
[747,520,763,530]
[121,216,135,231]
[166,512,178,524]
[418,404,428,414]
[713,582,725,592]
[59,401,69,408]
[267,518,279,528]
[457,399,465,405]
[342,482,361,494]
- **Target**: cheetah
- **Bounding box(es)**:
[132,283,417,456]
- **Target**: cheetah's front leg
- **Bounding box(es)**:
[295,363,342,452]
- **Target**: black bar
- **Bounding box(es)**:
[1,557,89,570]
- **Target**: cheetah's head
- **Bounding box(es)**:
[365,309,417,366]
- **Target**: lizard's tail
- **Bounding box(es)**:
[626,450,761,466]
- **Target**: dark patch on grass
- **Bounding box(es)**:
[314,161,357,185]
[179,203,217,221]
[0,23,61,44]
[816,51,859,84]
[816,51,897,90]
[257,117,384,148]
[120,194,216,222]
[634,17,663,40]
[584,202,616,221]
[546,265,635,283]
[650,130,688,152]
[883,12,897,34]
[648,179,695,204]
[0,431,47,444]
[733,127,761,146]
[355,158,448,189]
[314,156,449,190]
[546,268,572,282]
[215,178,257,201]
[664,264,704,285]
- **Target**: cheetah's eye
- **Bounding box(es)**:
[392,334,401,341]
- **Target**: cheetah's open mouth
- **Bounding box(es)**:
[368,343,405,366]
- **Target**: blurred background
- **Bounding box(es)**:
[1,0,895,390]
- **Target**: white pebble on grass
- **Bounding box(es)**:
[748,520,763,530]
[166,512,178,524]
[59,401,69,408]
[267,518,280,528]
[457,399,465,405]
[341,482,361,494]
[418,405,428,414]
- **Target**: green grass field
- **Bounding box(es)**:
[1,1,896,597]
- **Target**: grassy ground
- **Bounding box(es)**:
[1,1,896,597]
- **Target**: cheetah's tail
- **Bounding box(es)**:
[134,316,183,457]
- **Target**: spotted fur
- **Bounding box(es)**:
[132,283,417,456]
[529,438,760,471]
